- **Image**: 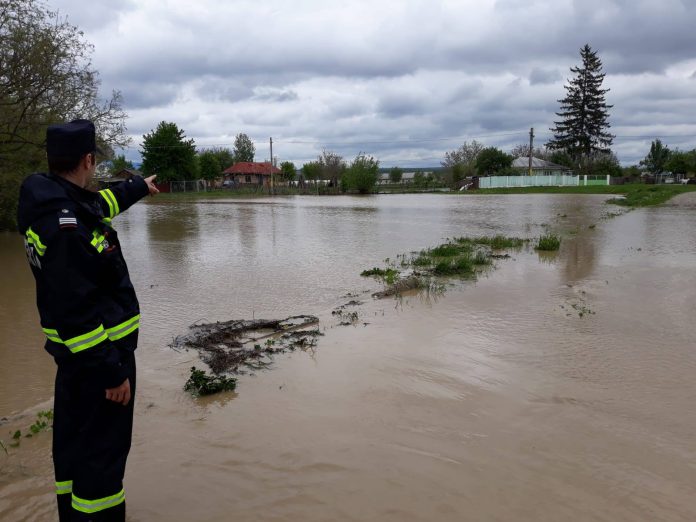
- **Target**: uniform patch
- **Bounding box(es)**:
[58,209,77,229]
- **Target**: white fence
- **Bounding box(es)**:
[479,174,610,189]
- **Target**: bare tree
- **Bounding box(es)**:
[441,140,484,169]
[318,149,346,188]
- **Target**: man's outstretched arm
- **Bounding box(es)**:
[97,175,158,220]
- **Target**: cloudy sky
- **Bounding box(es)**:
[57,0,696,166]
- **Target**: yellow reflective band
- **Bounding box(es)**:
[71,489,125,514]
[56,480,72,495]
[106,314,140,341]
[26,228,47,256]
[64,325,108,353]
[42,328,63,344]
[91,230,106,253]
[99,189,120,219]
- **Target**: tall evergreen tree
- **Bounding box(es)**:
[548,44,614,161]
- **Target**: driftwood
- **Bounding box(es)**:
[171,315,321,374]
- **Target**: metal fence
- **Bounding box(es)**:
[170,180,209,192]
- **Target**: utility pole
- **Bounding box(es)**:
[528,127,534,176]
[269,137,274,195]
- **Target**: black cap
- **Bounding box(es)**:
[46,119,103,158]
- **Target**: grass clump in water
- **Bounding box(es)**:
[473,251,491,265]
[433,255,475,276]
[411,253,432,266]
[536,234,561,251]
[184,366,237,396]
[361,267,399,285]
[429,243,464,257]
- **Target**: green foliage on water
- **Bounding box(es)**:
[2,410,54,450]
[429,243,462,257]
[361,267,400,285]
[536,234,561,251]
[433,256,476,276]
[184,367,237,396]
[456,235,526,249]
[362,234,526,297]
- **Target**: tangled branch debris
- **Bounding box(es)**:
[172,316,322,388]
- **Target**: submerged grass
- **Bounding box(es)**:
[536,234,561,251]
[363,234,525,297]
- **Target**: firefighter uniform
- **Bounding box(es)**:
[18,164,149,520]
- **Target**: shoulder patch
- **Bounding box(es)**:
[58,208,78,230]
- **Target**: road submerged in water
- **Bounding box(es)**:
[1,193,696,521]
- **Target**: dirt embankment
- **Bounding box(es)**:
[668,191,696,208]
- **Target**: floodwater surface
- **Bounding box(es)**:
[1,193,695,521]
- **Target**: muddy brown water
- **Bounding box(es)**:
[1,194,696,521]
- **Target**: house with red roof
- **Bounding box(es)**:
[222,162,281,186]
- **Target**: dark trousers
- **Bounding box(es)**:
[53,352,136,522]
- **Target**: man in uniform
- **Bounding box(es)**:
[17,119,158,521]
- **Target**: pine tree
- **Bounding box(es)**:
[548,44,614,162]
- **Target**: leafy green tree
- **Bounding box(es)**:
[548,150,575,169]
[640,139,671,175]
[110,154,134,175]
[342,153,379,193]
[302,161,322,185]
[389,166,403,183]
[583,152,622,177]
[198,150,222,181]
[622,165,641,178]
[280,161,296,181]
[233,133,255,162]
[548,44,614,161]
[0,0,129,230]
[475,147,513,175]
[141,122,197,181]
[664,149,696,175]
[442,140,484,169]
[208,147,234,170]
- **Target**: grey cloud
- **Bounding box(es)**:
[55,0,696,167]
[529,68,562,85]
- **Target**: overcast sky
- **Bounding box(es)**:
[57,0,696,166]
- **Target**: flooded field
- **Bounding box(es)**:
[1,193,696,521]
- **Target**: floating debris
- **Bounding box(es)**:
[172,316,322,392]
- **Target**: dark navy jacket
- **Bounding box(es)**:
[17,173,149,388]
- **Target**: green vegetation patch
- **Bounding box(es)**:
[607,185,696,207]
[363,234,525,298]
[184,367,237,396]
[536,234,561,251]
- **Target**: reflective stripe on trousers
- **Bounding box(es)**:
[71,489,125,514]
[56,480,72,495]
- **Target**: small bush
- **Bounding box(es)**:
[184,367,237,396]
[536,234,561,251]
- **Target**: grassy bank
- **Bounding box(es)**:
[469,184,696,207]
